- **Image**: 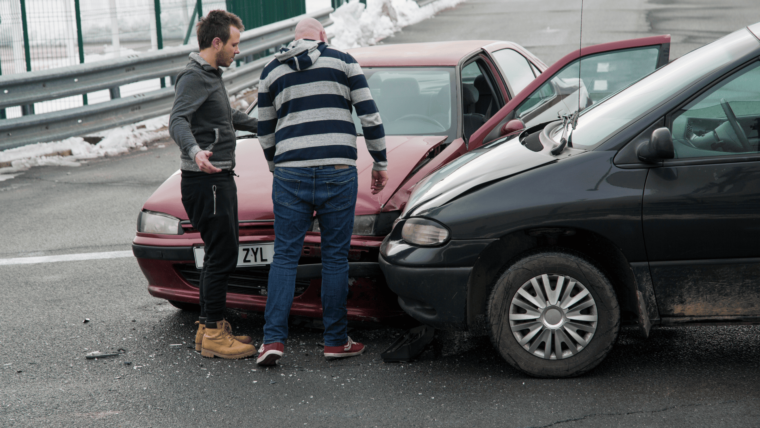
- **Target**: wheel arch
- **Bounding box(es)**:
[466,226,639,334]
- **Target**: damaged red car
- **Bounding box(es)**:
[132,37,666,324]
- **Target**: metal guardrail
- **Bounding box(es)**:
[0,8,333,151]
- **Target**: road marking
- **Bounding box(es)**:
[0,251,133,266]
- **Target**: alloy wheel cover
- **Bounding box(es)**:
[509,274,598,359]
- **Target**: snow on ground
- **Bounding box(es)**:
[1,0,466,178]
[306,0,332,13]
[0,115,169,180]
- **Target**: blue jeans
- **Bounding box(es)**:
[264,166,357,347]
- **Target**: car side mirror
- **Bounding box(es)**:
[637,127,674,163]
[500,119,525,136]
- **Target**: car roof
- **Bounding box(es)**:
[346,40,500,67]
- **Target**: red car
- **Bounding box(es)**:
[133,36,669,324]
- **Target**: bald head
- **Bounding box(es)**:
[294,17,327,43]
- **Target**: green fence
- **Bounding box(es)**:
[225,0,306,31]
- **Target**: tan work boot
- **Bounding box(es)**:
[195,320,253,352]
[200,320,257,359]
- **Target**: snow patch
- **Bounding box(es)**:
[0,115,169,173]
[328,0,468,49]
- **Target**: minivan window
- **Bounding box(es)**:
[571,28,760,150]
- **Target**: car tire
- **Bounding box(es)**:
[168,300,201,312]
[487,252,620,378]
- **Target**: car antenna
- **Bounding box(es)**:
[552,0,583,155]
[574,0,583,132]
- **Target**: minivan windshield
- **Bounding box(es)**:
[569,28,760,150]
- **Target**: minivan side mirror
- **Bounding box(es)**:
[500,119,525,136]
[637,127,674,163]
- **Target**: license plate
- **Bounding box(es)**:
[193,243,275,269]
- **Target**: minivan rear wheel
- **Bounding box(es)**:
[487,252,619,378]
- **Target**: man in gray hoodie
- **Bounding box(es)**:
[169,10,258,360]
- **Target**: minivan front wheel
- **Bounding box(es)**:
[487,252,620,378]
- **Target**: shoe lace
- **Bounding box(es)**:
[345,336,355,350]
[219,320,236,345]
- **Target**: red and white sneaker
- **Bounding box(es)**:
[324,337,365,360]
[257,342,284,366]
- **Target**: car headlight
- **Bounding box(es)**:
[401,217,450,246]
[137,210,182,235]
[311,212,399,236]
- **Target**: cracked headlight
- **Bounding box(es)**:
[312,212,399,236]
[401,217,450,246]
[137,210,182,235]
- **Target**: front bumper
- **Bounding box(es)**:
[132,239,409,325]
[379,254,472,330]
[378,235,496,330]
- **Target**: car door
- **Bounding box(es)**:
[468,35,671,150]
[460,55,506,141]
[643,59,760,318]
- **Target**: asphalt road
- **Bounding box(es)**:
[2,1,760,427]
[388,0,760,64]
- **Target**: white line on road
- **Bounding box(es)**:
[0,251,133,266]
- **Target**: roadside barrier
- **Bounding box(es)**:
[0,8,332,151]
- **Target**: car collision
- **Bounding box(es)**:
[133,34,671,328]
[380,23,760,377]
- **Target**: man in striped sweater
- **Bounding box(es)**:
[255,18,388,365]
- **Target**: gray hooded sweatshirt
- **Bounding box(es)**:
[169,53,258,172]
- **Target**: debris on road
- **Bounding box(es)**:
[85,349,125,360]
[381,325,435,362]
[83,318,90,324]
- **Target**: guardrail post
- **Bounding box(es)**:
[20,0,34,115]
[154,0,166,88]
[109,87,121,100]
[0,60,4,119]
[0,44,4,119]
[74,0,88,106]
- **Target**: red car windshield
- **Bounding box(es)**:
[351,67,456,140]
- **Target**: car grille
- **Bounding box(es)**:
[174,264,309,297]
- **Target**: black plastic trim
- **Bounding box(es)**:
[132,244,193,261]
[379,254,470,330]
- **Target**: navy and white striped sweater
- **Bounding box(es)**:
[257,39,387,172]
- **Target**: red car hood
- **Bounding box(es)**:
[143,135,447,220]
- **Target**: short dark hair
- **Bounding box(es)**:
[197,10,244,50]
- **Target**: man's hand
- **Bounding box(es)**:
[371,170,388,195]
[195,150,222,174]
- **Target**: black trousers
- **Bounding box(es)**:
[181,170,239,323]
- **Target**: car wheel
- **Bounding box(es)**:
[487,252,620,378]
[168,300,201,312]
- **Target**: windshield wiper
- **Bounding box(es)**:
[551,111,578,155]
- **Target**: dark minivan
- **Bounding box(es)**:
[379,23,760,377]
